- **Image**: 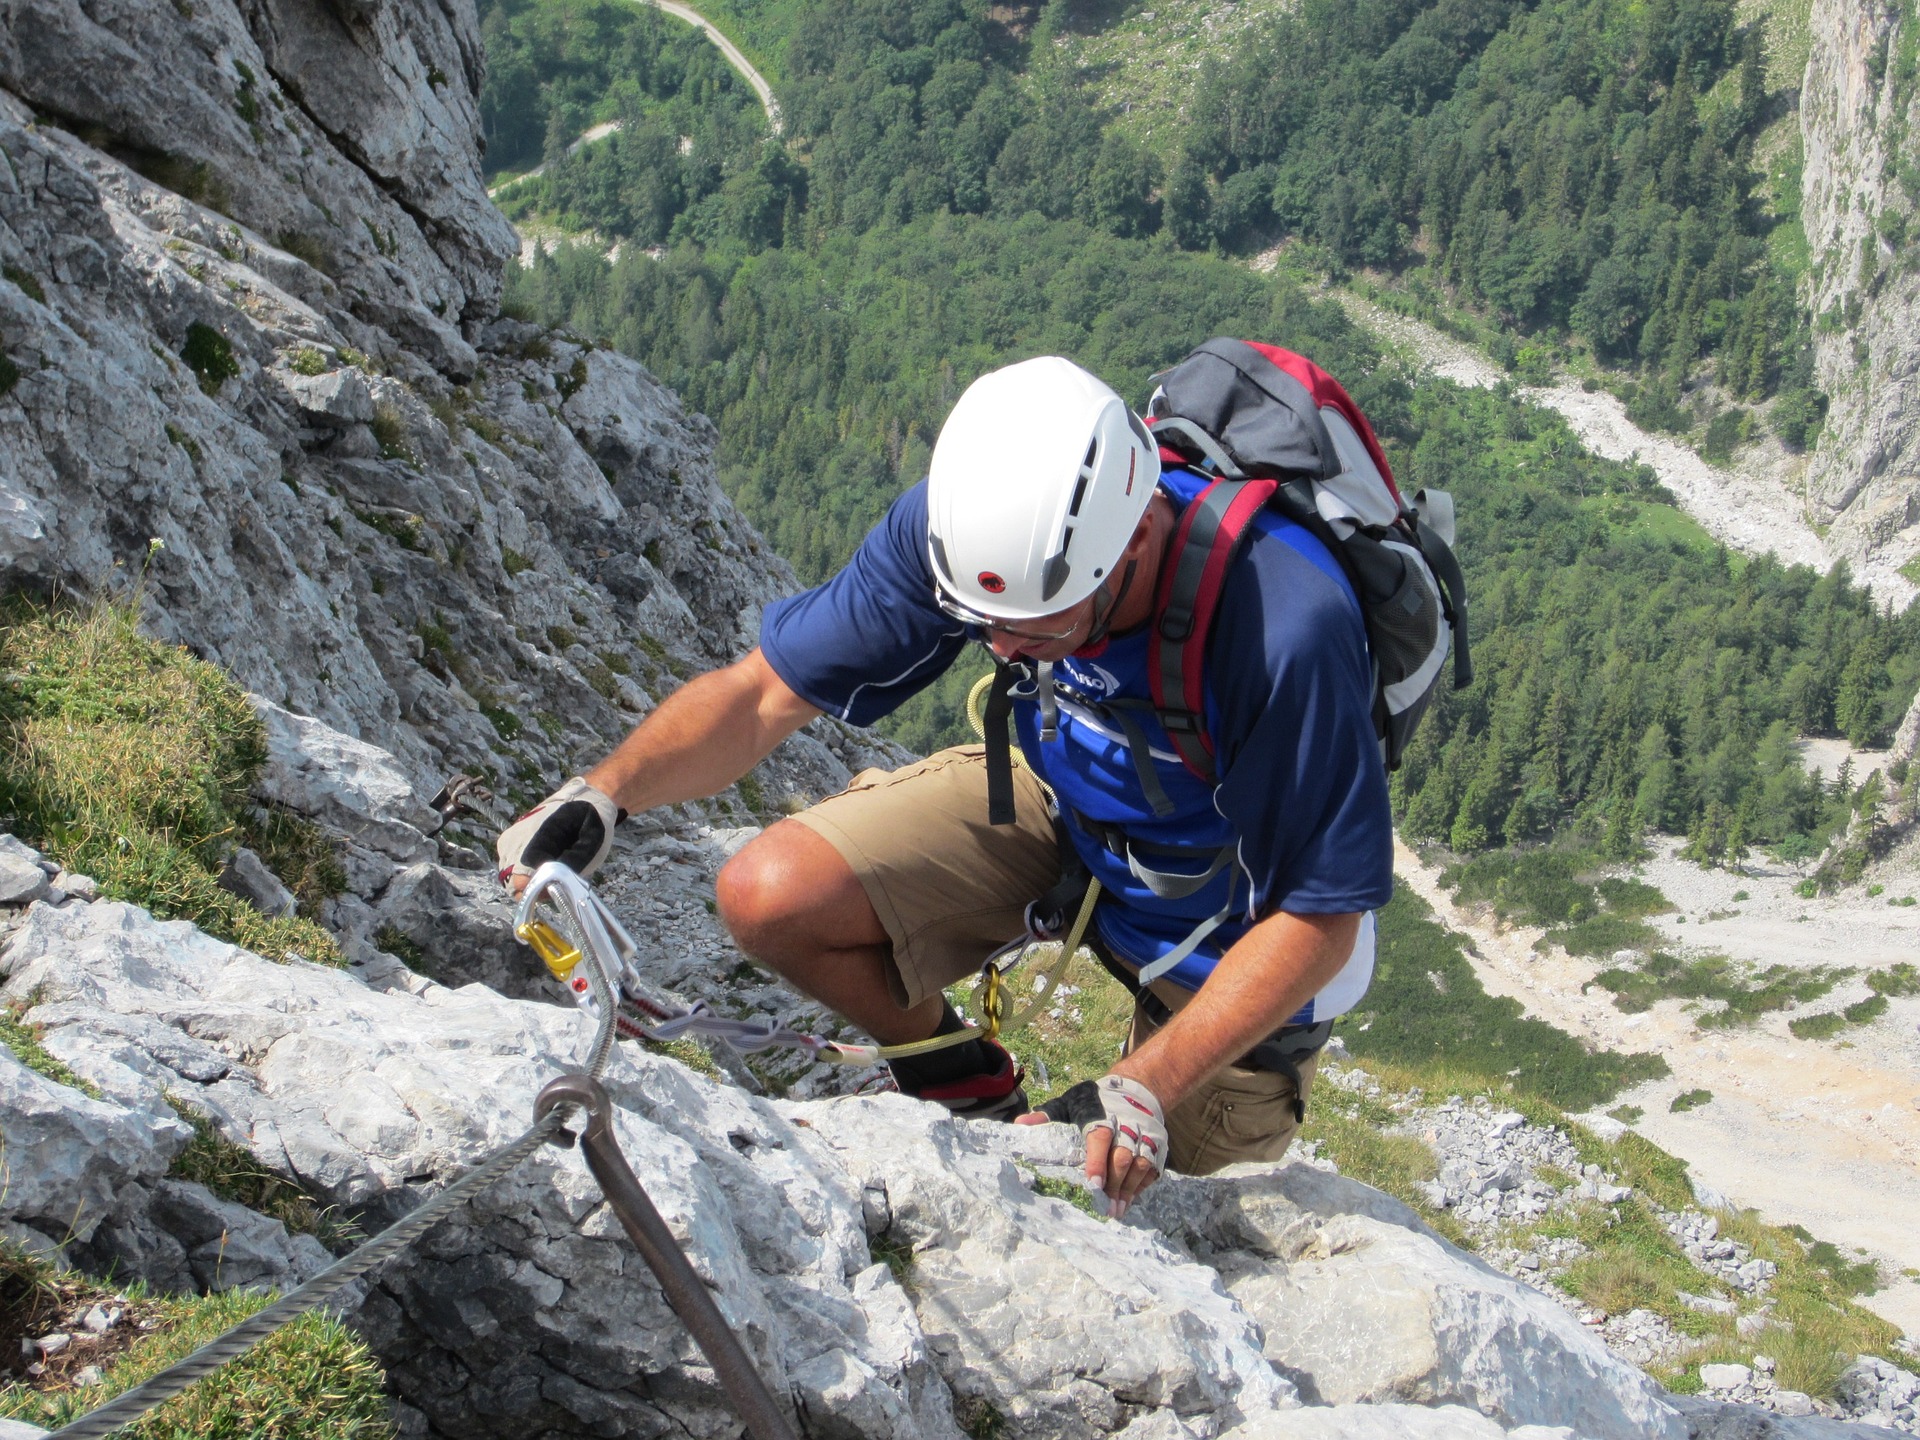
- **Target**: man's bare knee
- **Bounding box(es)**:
[714,834,792,951]
[715,820,880,960]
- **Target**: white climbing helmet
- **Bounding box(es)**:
[927,356,1160,622]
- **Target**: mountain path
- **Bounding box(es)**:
[487,0,780,199]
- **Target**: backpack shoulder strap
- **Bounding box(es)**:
[1150,475,1278,783]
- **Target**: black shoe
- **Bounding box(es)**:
[904,1045,1029,1122]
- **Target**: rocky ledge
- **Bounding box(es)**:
[1,888,1902,1440]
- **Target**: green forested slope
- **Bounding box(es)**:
[489,0,1920,863]
[507,216,1396,577]
[1392,386,1919,857]
[1176,0,1817,432]
[482,0,781,246]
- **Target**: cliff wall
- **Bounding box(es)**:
[1801,0,1920,578]
[0,0,887,830]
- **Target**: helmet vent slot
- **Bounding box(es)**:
[1068,473,1089,517]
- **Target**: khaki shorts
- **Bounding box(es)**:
[792,745,1316,1175]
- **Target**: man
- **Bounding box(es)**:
[498,356,1393,1218]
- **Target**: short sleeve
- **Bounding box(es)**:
[1208,521,1394,916]
[759,482,971,726]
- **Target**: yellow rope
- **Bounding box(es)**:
[861,871,1101,1060]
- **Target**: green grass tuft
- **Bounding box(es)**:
[165,1095,359,1250]
[0,1268,393,1437]
[0,596,342,964]
[1869,962,1920,997]
[1670,1088,1714,1113]
[867,1231,913,1282]
[369,403,414,465]
[0,1002,99,1095]
[1788,1010,1846,1040]
[1026,1170,1102,1218]
[3,265,45,304]
[180,323,239,395]
[1592,950,1848,1028]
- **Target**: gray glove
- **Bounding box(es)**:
[496,776,624,887]
[1038,1074,1169,1172]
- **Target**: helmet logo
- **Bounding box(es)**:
[977,571,1006,593]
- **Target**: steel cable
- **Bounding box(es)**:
[44,1111,569,1440]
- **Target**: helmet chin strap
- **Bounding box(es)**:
[1080,559,1138,651]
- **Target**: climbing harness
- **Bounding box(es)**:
[517,840,1100,1068]
[46,861,798,1440]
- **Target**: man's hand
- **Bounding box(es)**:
[1018,1075,1168,1220]
[497,777,624,893]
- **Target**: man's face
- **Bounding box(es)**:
[980,597,1099,664]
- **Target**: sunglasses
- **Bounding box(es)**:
[933,587,1085,643]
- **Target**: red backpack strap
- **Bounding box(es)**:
[1149,475,1278,782]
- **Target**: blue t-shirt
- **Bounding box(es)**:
[760,477,1394,1006]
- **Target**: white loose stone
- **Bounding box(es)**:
[250,699,438,861]
[1700,1363,1753,1390]
[273,367,375,424]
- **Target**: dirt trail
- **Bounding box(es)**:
[1335,292,1919,608]
[639,0,780,131]
[488,0,781,200]
[1396,837,1920,1337]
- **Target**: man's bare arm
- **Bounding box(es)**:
[1109,910,1358,1112]
[584,648,822,814]
[1024,909,1359,1215]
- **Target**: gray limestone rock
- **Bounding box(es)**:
[1668,1393,1902,1438]
[0,1044,191,1242]
[251,698,439,862]
[373,860,540,995]
[1133,1164,1687,1440]
[1224,1407,1577,1439]
[0,890,1693,1440]
[1801,0,1920,581]
[144,1179,333,1293]
[273,367,376,425]
[799,1102,1297,1438]
[0,898,965,1439]
[0,847,49,905]
[217,846,299,918]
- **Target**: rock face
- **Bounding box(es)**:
[12,894,1896,1440]
[1134,1166,1686,1439]
[5,892,1814,1440]
[0,0,907,1011]
[0,1044,190,1245]
[1800,0,1920,580]
[0,40,874,828]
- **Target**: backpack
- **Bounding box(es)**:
[1143,337,1470,777]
